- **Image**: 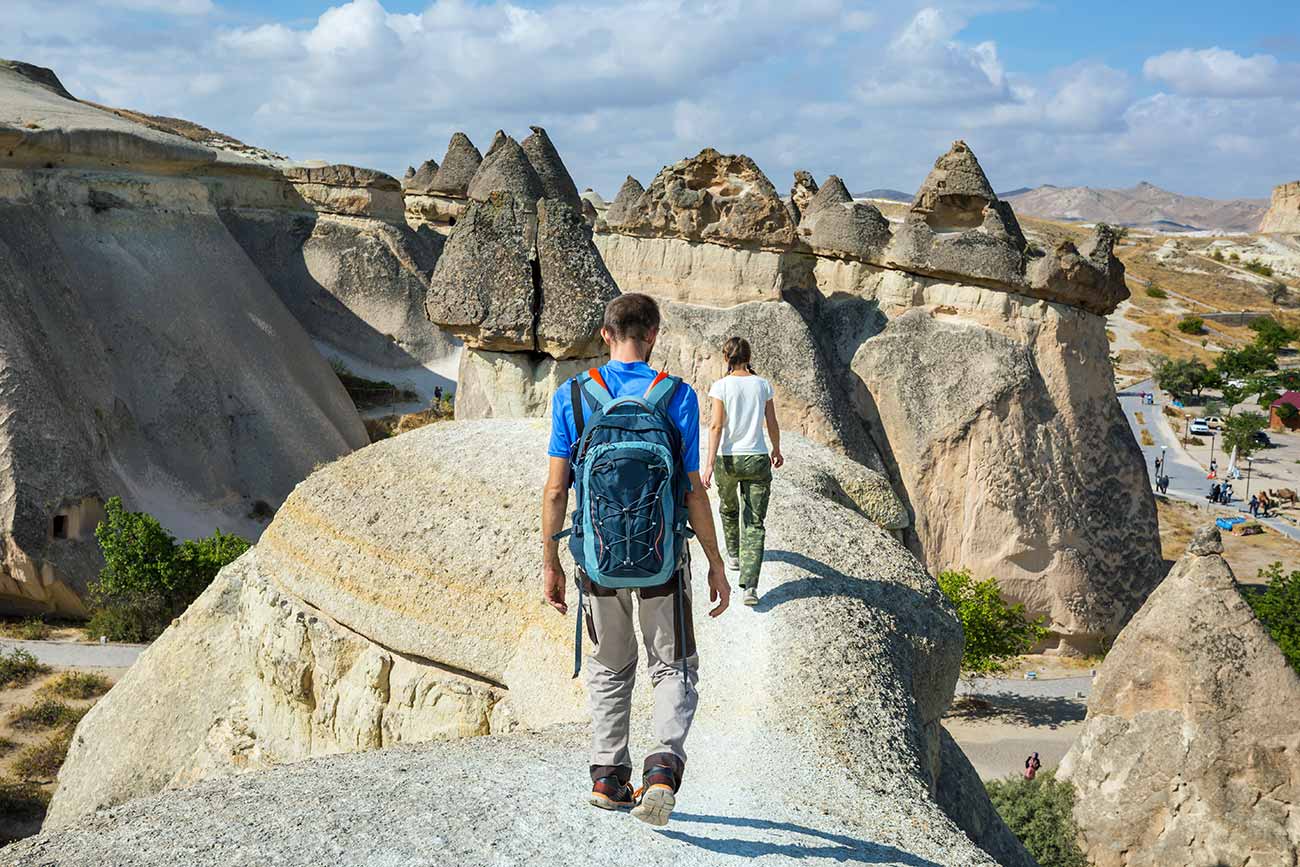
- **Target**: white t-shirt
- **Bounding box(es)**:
[708,374,774,455]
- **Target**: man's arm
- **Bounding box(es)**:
[764,399,784,468]
[685,470,730,617]
[541,456,571,614]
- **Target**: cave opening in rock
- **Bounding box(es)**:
[51,514,68,539]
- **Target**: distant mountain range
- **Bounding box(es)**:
[1001,182,1268,234]
[853,181,1268,234]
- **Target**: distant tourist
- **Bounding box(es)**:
[434,385,443,402]
[1222,483,1233,505]
[1158,475,1170,495]
[1250,494,1260,517]
[540,292,729,827]
[1024,752,1041,781]
[1209,482,1222,503]
[701,337,784,608]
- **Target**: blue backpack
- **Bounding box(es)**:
[555,367,691,677]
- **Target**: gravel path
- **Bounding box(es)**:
[0,638,143,669]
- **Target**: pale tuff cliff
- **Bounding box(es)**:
[1260,180,1300,234]
[1060,526,1300,867]
[0,61,379,616]
[593,144,1160,652]
[41,420,1032,867]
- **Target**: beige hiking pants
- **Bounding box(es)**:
[581,566,698,786]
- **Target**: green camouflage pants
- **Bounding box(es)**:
[714,454,772,589]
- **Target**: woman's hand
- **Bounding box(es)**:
[701,463,714,489]
[770,448,785,469]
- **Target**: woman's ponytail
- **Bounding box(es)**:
[722,336,754,374]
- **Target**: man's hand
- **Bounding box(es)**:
[770,448,785,469]
[543,559,568,615]
[706,558,730,617]
[700,463,714,489]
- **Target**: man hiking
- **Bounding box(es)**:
[541,292,730,827]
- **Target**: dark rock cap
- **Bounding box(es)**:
[404,159,440,192]
[466,135,545,203]
[484,129,508,159]
[521,126,582,210]
[1188,524,1224,556]
[430,133,483,196]
[282,164,401,190]
[804,175,852,216]
[535,198,620,358]
[605,176,645,227]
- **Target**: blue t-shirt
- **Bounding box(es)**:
[547,360,700,474]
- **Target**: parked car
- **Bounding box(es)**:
[1189,419,1212,436]
[1203,416,1225,430]
[1254,431,1272,447]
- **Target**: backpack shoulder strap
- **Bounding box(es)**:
[580,367,616,412]
[643,370,681,412]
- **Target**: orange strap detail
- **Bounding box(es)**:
[648,370,669,390]
[587,367,610,395]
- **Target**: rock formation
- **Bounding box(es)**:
[426,131,618,417]
[1260,180,1300,233]
[430,132,482,196]
[604,174,644,227]
[405,132,483,232]
[594,143,1159,651]
[0,60,374,616]
[401,158,438,192]
[40,420,1031,867]
[520,126,582,210]
[789,169,818,221]
[1060,525,1300,867]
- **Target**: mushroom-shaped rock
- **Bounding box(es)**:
[805,200,892,261]
[912,139,998,230]
[1026,223,1130,315]
[425,192,534,352]
[617,149,796,248]
[404,158,440,193]
[520,126,582,210]
[802,174,853,217]
[604,175,645,227]
[1059,525,1300,867]
[430,132,482,196]
[281,165,400,189]
[466,135,545,203]
[789,170,819,221]
[535,198,620,358]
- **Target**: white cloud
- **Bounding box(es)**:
[1143,47,1299,98]
[855,7,1010,107]
[102,0,212,14]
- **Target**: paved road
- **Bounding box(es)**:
[1119,380,1300,542]
[0,638,144,668]
[957,674,1093,700]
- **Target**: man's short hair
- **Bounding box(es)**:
[602,293,661,343]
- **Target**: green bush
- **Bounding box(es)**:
[1277,402,1298,421]
[0,649,48,690]
[6,698,84,732]
[937,569,1048,675]
[1245,260,1275,277]
[986,771,1088,867]
[1154,357,1213,401]
[12,728,73,781]
[1246,563,1300,676]
[0,618,51,641]
[1249,316,1300,352]
[1223,412,1268,459]
[1177,316,1205,334]
[0,736,16,757]
[88,497,250,641]
[1145,285,1167,299]
[39,672,111,701]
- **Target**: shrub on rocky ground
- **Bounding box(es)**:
[0,649,48,690]
[1244,562,1300,676]
[39,672,111,701]
[937,569,1048,675]
[985,771,1088,867]
[0,777,48,820]
[1145,285,1167,298]
[329,360,418,410]
[0,736,16,757]
[12,728,73,781]
[0,618,51,641]
[1177,316,1205,334]
[7,698,85,732]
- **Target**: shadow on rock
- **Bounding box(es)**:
[660,813,943,866]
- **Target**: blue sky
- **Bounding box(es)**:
[4,1,1298,199]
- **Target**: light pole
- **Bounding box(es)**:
[1245,456,1254,509]
[1209,431,1217,478]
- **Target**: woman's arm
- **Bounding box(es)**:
[765,399,783,468]
[703,397,725,488]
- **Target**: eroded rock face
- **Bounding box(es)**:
[41,420,1027,867]
[535,198,620,358]
[789,169,818,221]
[402,158,439,193]
[520,126,581,210]
[1260,180,1300,233]
[1060,527,1300,867]
[604,175,644,227]
[466,135,545,203]
[1025,224,1129,315]
[616,149,797,248]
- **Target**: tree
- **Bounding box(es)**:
[985,772,1089,867]
[1214,344,1278,381]
[1177,316,1204,334]
[1218,381,1252,416]
[937,569,1048,676]
[1277,402,1298,422]
[1222,412,1268,459]
[1154,358,1212,400]
[1246,563,1300,676]
[91,497,250,641]
[1249,316,1300,353]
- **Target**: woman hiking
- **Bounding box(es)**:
[701,337,783,607]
